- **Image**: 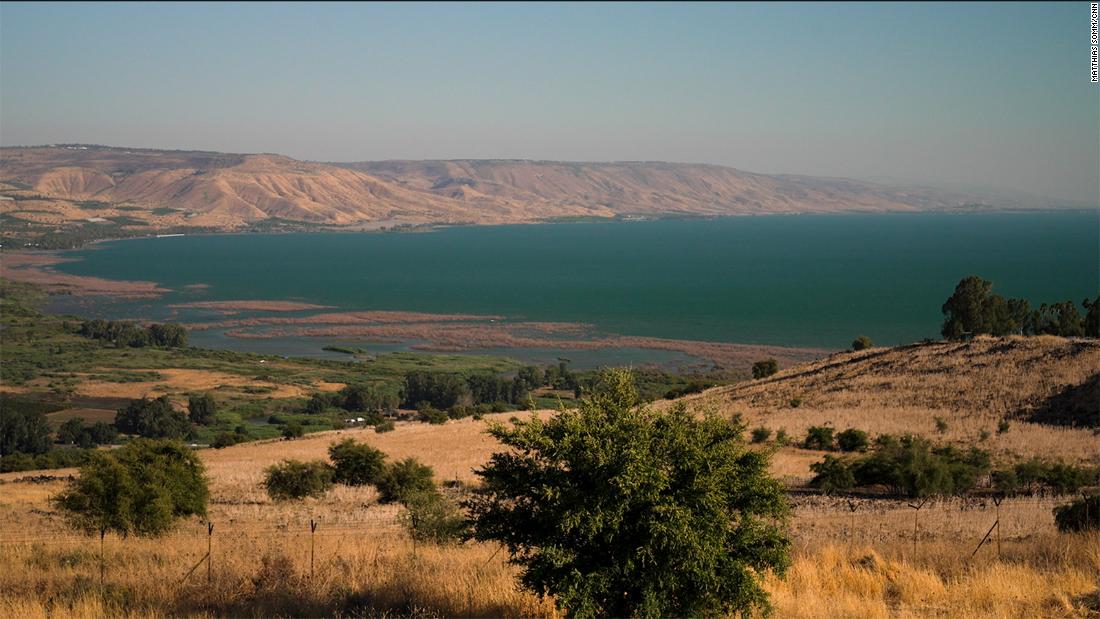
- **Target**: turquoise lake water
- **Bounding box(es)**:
[53,212,1099,351]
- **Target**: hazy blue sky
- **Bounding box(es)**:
[2,2,1097,203]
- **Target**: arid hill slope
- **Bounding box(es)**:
[1,145,1000,233]
[680,335,1100,466]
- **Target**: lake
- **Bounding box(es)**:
[51,212,1099,354]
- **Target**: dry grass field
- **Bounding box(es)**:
[2,414,1098,618]
[2,336,1098,617]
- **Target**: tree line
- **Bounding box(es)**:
[941,276,1099,339]
[77,319,188,348]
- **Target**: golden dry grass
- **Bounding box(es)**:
[683,336,1100,468]
[1,414,1098,618]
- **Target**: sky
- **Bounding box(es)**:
[1,2,1098,204]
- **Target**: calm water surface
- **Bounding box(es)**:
[53,212,1100,350]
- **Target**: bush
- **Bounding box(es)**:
[851,335,873,351]
[804,426,835,451]
[788,397,803,408]
[836,428,869,453]
[376,457,436,504]
[750,427,772,444]
[328,438,386,486]
[263,460,334,501]
[401,489,469,544]
[417,404,449,425]
[281,422,304,440]
[850,434,990,497]
[810,455,855,494]
[55,439,208,537]
[934,416,949,433]
[751,359,779,379]
[775,428,790,446]
[467,368,790,618]
[374,419,396,433]
[997,419,1011,434]
[1054,496,1100,533]
[211,432,240,449]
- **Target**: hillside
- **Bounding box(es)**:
[0,145,1011,243]
[685,335,1100,468]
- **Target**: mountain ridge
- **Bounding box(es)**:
[0,144,1082,238]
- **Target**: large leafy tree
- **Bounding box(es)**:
[467,368,790,618]
[187,393,218,426]
[0,407,52,456]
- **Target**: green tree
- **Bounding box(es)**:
[263,460,334,501]
[115,396,191,439]
[57,418,87,445]
[187,393,218,426]
[1084,295,1100,337]
[0,407,52,456]
[851,335,874,351]
[941,276,997,338]
[54,439,208,537]
[1033,301,1085,337]
[328,438,387,486]
[401,489,469,544]
[751,358,779,379]
[468,368,790,618]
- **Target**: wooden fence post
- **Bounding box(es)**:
[310,519,318,579]
[907,499,928,560]
[992,495,1003,560]
[206,522,214,584]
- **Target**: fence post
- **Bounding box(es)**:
[992,495,1003,560]
[907,499,927,560]
[310,519,318,579]
[846,499,857,542]
[99,527,106,586]
[206,522,214,584]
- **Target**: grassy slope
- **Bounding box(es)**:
[677,337,1100,473]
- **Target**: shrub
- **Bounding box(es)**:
[211,432,240,449]
[991,468,1019,494]
[328,438,386,486]
[751,359,779,379]
[467,368,790,618]
[850,434,990,497]
[750,426,772,444]
[997,419,1011,434]
[55,439,208,537]
[401,489,469,544]
[788,397,803,408]
[836,428,869,452]
[810,455,855,494]
[281,422,304,440]
[375,457,435,504]
[263,460,333,501]
[1043,463,1095,494]
[851,335,873,351]
[374,419,396,433]
[775,428,790,446]
[417,404,449,425]
[934,416,949,433]
[804,426,835,451]
[1054,496,1100,533]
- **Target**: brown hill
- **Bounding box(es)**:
[680,335,1100,466]
[1,145,997,232]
